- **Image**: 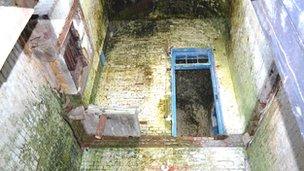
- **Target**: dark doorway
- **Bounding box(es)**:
[63,24,88,89]
[176,70,214,136]
[170,48,224,137]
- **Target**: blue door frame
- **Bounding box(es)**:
[170,48,225,137]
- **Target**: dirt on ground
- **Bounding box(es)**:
[176,70,214,137]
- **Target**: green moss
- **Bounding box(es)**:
[228,0,267,127]
[158,95,171,119]
[107,0,230,20]
[80,0,108,104]
[143,65,153,84]
[247,112,273,171]
[18,87,82,170]
[158,95,171,130]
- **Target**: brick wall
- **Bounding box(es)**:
[0,41,81,169]
[228,0,304,170]
[247,88,304,170]
[79,0,108,104]
[87,18,243,136]
[228,0,274,124]
[106,0,230,20]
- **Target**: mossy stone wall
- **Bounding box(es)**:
[228,0,273,124]
[247,88,304,170]
[106,0,230,20]
[0,43,82,170]
[79,0,108,104]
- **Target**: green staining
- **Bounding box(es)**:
[246,108,274,171]
[158,95,171,130]
[18,87,82,170]
[153,0,230,19]
[80,0,108,105]
[106,0,230,20]
[81,147,246,170]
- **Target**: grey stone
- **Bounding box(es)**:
[82,105,140,137]
[68,106,85,120]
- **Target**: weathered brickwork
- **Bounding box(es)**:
[0,42,82,170]
[91,18,243,136]
[228,0,274,124]
[106,0,230,20]
[79,0,108,104]
[82,135,244,148]
[228,1,304,170]
[81,147,247,170]
[247,88,304,170]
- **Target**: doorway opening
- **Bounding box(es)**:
[176,70,213,136]
[171,48,225,137]
[63,23,88,90]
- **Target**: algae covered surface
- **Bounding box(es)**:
[81,147,246,170]
[0,87,82,170]
[91,18,242,135]
[106,0,230,20]
[80,0,108,105]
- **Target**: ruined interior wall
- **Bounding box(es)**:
[0,42,82,169]
[229,0,304,170]
[79,0,108,104]
[228,0,274,124]
[247,88,304,170]
[106,0,230,20]
[90,18,242,135]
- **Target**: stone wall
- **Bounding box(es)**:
[229,0,304,170]
[0,41,82,170]
[79,0,108,104]
[90,18,243,135]
[247,87,304,170]
[106,0,230,20]
[228,0,274,124]
[81,147,246,170]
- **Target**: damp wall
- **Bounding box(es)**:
[106,0,230,20]
[79,0,108,104]
[0,41,82,169]
[228,0,274,125]
[247,87,304,170]
[228,0,304,170]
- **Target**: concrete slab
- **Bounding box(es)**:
[80,105,141,137]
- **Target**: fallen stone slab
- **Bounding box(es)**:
[68,106,85,120]
[69,105,141,137]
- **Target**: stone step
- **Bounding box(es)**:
[80,147,248,170]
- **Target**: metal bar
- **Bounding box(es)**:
[171,53,177,137]
[172,48,210,53]
[175,63,211,70]
[208,49,225,135]
[174,51,209,58]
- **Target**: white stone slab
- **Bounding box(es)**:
[0,6,34,70]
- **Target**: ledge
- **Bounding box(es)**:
[0,6,33,70]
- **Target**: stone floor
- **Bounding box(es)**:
[93,18,245,136]
[81,147,247,170]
